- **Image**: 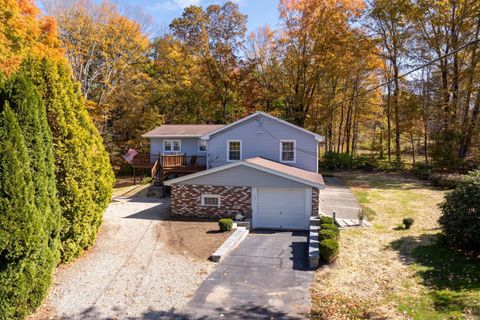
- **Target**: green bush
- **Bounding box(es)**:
[322,152,355,170]
[354,155,377,171]
[319,229,338,241]
[320,223,340,235]
[430,173,464,189]
[25,58,114,262]
[403,217,414,229]
[0,106,54,319]
[413,162,433,177]
[321,152,377,171]
[219,218,233,231]
[319,239,339,263]
[439,170,480,252]
[319,216,335,224]
[1,71,62,259]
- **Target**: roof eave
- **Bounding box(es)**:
[142,135,203,138]
[164,160,326,189]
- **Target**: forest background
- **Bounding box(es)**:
[42,0,480,172]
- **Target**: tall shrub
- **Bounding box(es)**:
[439,170,480,251]
[25,58,114,262]
[0,71,62,262]
[0,106,52,318]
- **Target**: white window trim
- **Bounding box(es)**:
[198,140,207,152]
[279,139,296,163]
[163,139,181,152]
[226,139,242,162]
[201,194,221,207]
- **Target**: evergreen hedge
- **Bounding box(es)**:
[24,58,114,262]
[0,105,53,319]
[0,72,62,261]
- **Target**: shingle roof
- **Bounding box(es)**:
[142,124,225,138]
[245,157,325,186]
[164,156,325,188]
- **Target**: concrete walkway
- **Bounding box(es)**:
[177,231,314,320]
[320,176,369,227]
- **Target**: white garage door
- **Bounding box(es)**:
[256,188,309,230]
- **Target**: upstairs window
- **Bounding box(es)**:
[164,140,181,152]
[280,140,296,163]
[198,140,207,152]
[227,140,242,162]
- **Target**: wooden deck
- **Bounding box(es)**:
[129,154,206,184]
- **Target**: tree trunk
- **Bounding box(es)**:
[386,82,392,161]
[462,89,480,158]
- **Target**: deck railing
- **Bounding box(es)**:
[131,154,156,167]
[161,154,206,168]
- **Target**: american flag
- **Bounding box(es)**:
[123,148,138,163]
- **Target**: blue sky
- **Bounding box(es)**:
[37,0,281,36]
[138,0,280,35]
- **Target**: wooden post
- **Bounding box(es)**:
[133,167,136,185]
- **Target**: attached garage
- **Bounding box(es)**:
[254,187,310,230]
[165,157,325,230]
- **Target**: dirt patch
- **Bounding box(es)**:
[158,217,232,260]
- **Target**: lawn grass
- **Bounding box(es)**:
[311,172,480,320]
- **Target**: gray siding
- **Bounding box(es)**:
[207,114,318,172]
[150,137,206,162]
[178,165,308,188]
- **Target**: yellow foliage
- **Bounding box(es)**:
[0,0,63,75]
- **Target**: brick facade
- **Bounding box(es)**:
[171,184,252,218]
[312,187,320,216]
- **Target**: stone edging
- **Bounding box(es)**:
[210,227,249,262]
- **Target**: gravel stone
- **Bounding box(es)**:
[32,197,214,319]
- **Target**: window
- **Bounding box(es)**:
[227,140,242,162]
[201,194,220,207]
[280,140,296,163]
[163,140,181,152]
[198,140,207,152]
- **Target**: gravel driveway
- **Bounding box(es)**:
[32,197,214,320]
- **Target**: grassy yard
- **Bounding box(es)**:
[311,172,480,320]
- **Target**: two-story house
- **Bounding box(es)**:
[142,111,325,230]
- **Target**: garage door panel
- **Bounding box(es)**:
[256,188,308,230]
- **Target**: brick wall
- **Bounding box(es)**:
[312,187,320,216]
[171,184,252,218]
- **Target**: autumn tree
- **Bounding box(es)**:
[276,0,367,127]
[244,26,284,113]
[368,0,412,162]
[43,0,155,166]
[170,1,247,122]
[411,0,480,165]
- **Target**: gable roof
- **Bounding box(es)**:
[142,124,225,138]
[200,111,324,142]
[164,157,325,188]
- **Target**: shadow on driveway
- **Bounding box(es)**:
[180,231,314,319]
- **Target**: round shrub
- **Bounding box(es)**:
[219,218,233,232]
[320,223,339,235]
[319,239,339,263]
[402,217,414,229]
[319,216,335,225]
[439,170,480,251]
[319,229,338,241]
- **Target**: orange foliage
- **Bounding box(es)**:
[0,0,63,75]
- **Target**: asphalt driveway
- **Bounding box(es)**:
[178,231,314,320]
